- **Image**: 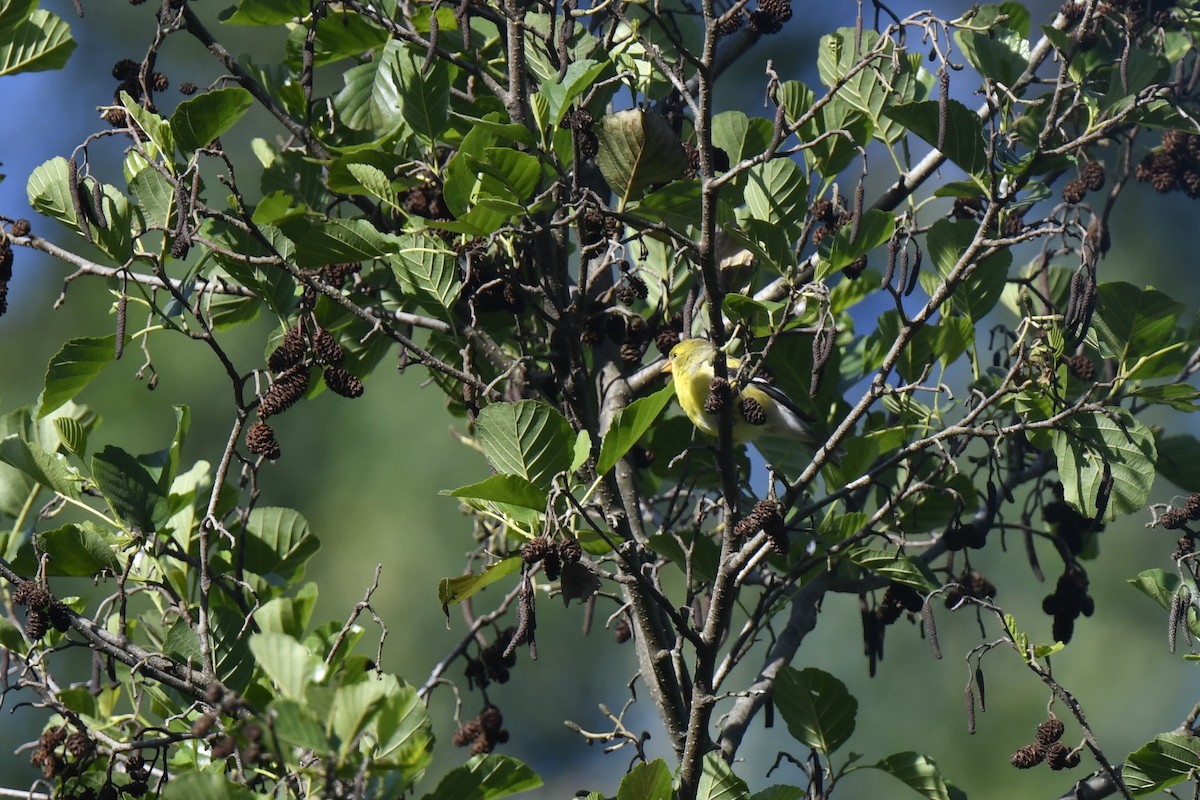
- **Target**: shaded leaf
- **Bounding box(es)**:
[847,548,937,592]
[0,8,74,76]
[171,87,254,154]
[869,752,951,800]
[249,631,318,701]
[91,445,168,532]
[444,474,547,512]
[438,557,522,615]
[475,401,574,492]
[595,109,688,208]
[885,101,987,176]
[1123,733,1200,795]
[698,752,751,800]
[1052,409,1156,521]
[617,758,673,800]
[774,666,857,755]
[421,753,543,800]
[597,384,675,476]
[36,523,120,577]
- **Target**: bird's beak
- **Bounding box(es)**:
[661,360,673,374]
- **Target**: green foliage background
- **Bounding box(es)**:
[2,2,1200,798]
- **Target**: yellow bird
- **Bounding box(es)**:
[662,338,823,447]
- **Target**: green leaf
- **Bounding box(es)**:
[171,87,254,154]
[751,788,804,800]
[1123,733,1200,795]
[712,110,772,162]
[242,507,320,588]
[820,209,895,277]
[1128,384,1200,412]
[744,158,808,240]
[333,38,405,135]
[955,10,1030,89]
[122,93,175,165]
[800,97,872,178]
[0,8,75,76]
[475,401,575,492]
[817,28,916,143]
[0,0,37,32]
[571,429,591,473]
[25,159,132,260]
[369,676,434,780]
[275,215,395,268]
[396,44,449,144]
[869,752,950,800]
[0,433,82,502]
[630,179,701,231]
[220,0,306,24]
[1052,409,1156,521]
[421,753,543,800]
[249,631,319,701]
[161,771,258,800]
[269,698,331,753]
[36,523,120,577]
[0,615,26,652]
[438,557,522,615]
[1156,434,1200,492]
[885,101,987,176]
[921,218,1011,319]
[91,445,168,532]
[774,666,857,755]
[617,759,674,800]
[597,384,675,476]
[52,416,86,458]
[847,548,937,592]
[698,753,751,800]
[595,109,688,208]
[1093,283,1184,373]
[1128,569,1200,638]
[444,475,548,512]
[541,58,610,128]
[390,233,462,319]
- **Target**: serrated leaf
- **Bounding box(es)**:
[1052,409,1156,521]
[390,233,462,319]
[36,335,115,417]
[422,753,542,800]
[242,507,320,588]
[91,445,167,532]
[595,109,688,208]
[475,401,574,492]
[249,632,318,701]
[26,159,132,259]
[698,753,751,800]
[444,474,547,511]
[885,101,987,176]
[438,557,521,615]
[820,209,894,277]
[0,615,26,652]
[0,8,75,76]
[333,38,405,135]
[171,87,254,154]
[541,58,610,128]
[597,384,675,476]
[0,435,82,500]
[1093,283,1183,373]
[869,752,950,800]
[744,158,808,240]
[921,218,1011,319]
[617,759,673,800]
[275,215,395,268]
[630,179,701,231]
[847,548,937,591]
[122,93,175,164]
[52,416,86,458]
[346,162,399,209]
[396,44,449,143]
[955,12,1029,89]
[1156,434,1200,492]
[774,666,857,755]
[270,698,331,753]
[36,523,120,577]
[1123,733,1200,795]
[712,110,772,163]
[817,28,916,143]
[221,0,306,24]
